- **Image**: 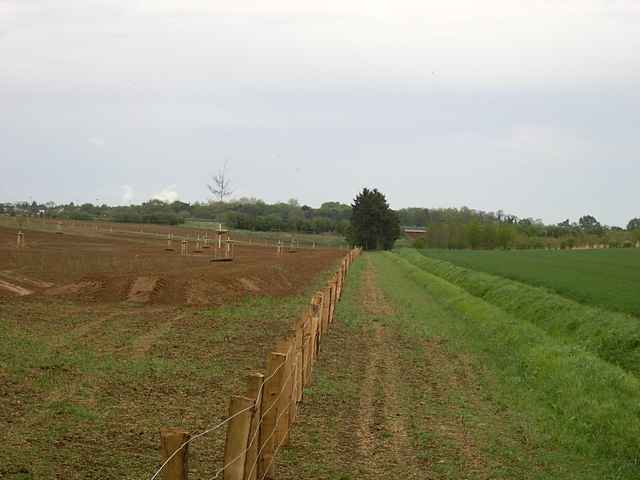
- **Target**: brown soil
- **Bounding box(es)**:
[0,279,33,296]
[127,276,159,303]
[0,224,344,306]
[0,271,54,288]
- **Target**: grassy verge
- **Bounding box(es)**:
[397,248,640,377]
[280,254,604,479]
[418,247,640,317]
[379,251,640,478]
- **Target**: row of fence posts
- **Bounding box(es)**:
[157,247,362,480]
[12,220,344,251]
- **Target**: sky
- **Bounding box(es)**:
[1,1,639,226]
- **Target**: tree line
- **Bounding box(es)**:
[0,199,352,234]
[404,208,640,250]
[2,200,639,250]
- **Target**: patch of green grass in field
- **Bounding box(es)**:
[376,251,640,479]
[418,247,640,316]
[398,248,640,377]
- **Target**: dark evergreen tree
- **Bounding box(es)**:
[348,188,401,250]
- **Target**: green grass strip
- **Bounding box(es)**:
[377,252,640,478]
[397,248,640,377]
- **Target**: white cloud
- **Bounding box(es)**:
[88,136,105,148]
[121,185,134,204]
[152,186,179,203]
[2,0,639,91]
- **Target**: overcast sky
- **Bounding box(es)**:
[1,1,639,226]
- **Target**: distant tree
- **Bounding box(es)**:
[627,218,640,231]
[348,188,401,250]
[207,160,233,202]
[579,215,602,233]
[301,205,313,219]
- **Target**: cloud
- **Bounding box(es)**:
[88,136,105,148]
[152,186,179,203]
[121,185,134,204]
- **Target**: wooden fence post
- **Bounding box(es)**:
[244,373,265,480]
[160,428,190,480]
[274,340,293,447]
[302,312,314,387]
[327,285,334,328]
[293,325,304,418]
[223,396,254,480]
[259,352,286,480]
[326,282,335,326]
[332,279,337,323]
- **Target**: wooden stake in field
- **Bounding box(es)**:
[166,233,175,252]
[217,223,224,249]
[276,240,283,256]
[193,233,202,253]
[181,239,188,256]
[211,229,234,262]
[16,231,24,249]
[288,237,297,253]
[225,238,233,258]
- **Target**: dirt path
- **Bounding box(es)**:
[355,265,423,478]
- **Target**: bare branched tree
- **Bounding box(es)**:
[207,160,233,202]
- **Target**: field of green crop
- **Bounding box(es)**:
[419,248,640,317]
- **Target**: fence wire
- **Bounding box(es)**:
[147,359,288,480]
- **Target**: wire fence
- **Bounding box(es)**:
[3,217,347,252]
[146,247,361,480]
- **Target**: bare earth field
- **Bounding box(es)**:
[0,223,344,305]
[0,223,344,479]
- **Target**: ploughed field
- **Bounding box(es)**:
[0,222,343,305]
[0,222,344,479]
[420,247,640,317]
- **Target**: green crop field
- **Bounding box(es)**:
[418,248,640,317]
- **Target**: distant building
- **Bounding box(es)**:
[403,226,426,240]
